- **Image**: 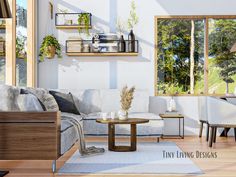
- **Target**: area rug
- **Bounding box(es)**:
[58,142,202,175]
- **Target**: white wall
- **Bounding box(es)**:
[37,0,236,135]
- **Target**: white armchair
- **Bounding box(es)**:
[198,96,209,141]
[207,97,236,147]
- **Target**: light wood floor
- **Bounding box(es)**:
[0,136,236,177]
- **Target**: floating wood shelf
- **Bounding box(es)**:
[66,52,139,57]
[55,13,92,30]
[56,25,92,29]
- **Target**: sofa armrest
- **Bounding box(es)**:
[0,111,61,160]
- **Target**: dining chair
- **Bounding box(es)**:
[198,96,209,141]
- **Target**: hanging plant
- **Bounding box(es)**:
[78,13,90,36]
[39,35,62,62]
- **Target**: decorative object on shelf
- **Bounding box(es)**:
[167,97,177,112]
[119,86,135,120]
[78,13,91,35]
[67,37,83,53]
[127,0,139,52]
[118,35,126,52]
[55,13,92,29]
[128,30,135,52]
[39,35,62,61]
[83,43,90,53]
[116,18,126,37]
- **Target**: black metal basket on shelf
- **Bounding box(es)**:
[55,13,92,28]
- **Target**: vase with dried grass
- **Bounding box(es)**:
[119,86,135,120]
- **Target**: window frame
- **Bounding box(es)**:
[154,15,236,96]
[5,0,37,87]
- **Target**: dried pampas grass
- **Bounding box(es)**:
[120,86,135,112]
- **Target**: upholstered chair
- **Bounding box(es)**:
[207,97,236,147]
[198,96,209,141]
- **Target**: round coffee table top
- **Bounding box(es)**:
[96,118,149,124]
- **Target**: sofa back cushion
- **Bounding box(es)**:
[58,89,149,114]
[100,89,149,113]
[0,84,20,111]
[17,94,44,112]
[130,90,149,112]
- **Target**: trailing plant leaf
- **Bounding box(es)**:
[39,35,62,62]
[78,13,90,36]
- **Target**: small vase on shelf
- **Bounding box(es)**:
[118,35,126,52]
[128,30,135,52]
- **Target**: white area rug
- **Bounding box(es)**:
[58,142,202,175]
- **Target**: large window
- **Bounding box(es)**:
[16,0,27,86]
[0,0,36,87]
[155,16,236,95]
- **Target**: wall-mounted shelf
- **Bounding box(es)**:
[55,13,92,30]
[66,52,138,56]
[56,25,92,29]
[65,39,139,57]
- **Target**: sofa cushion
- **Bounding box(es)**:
[17,94,44,111]
[129,90,149,112]
[100,90,120,112]
[0,84,20,111]
[60,112,83,155]
[79,89,102,114]
[20,87,49,110]
[226,98,236,105]
[49,91,80,114]
[41,93,59,111]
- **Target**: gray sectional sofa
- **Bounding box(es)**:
[0,85,164,157]
[58,89,164,137]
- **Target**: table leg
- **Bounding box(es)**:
[130,124,137,151]
[108,124,115,151]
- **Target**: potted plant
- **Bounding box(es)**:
[127,0,139,52]
[39,35,62,62]
[119,86,135,120]
[77,13,90,36]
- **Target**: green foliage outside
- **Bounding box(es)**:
[157,19,236,95]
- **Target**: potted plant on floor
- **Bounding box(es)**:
[39,35,62,62]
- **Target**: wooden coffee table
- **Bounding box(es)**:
[96,118,149,152]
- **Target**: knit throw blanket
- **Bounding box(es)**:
[61,116,105,157]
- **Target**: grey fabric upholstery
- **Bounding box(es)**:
[17,94,44,111]
[60,112,83,155]
[0,84,20,111]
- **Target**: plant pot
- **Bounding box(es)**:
[45,46,56,59]
[118,110,128,120]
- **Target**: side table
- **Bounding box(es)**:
[159,113,184,139]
